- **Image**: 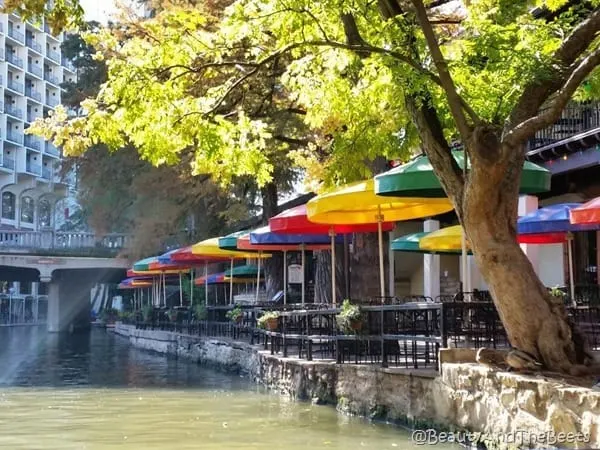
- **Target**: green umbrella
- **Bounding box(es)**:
[224,264,261,278]
[132,256,158,272]
[375,151,551,197]
[218,231,250,250]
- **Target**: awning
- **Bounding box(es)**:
[375,151,551,197]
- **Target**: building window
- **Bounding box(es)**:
[21,196,34,223]
[2,192,15,220]
[38,199,51,228]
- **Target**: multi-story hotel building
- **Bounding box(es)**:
[0,9,76,232]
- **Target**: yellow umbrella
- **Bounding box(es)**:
[307,179,453,302]
[419,225,471,253]
[192,238,271,305]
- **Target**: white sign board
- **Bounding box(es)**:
[287,264,303,284]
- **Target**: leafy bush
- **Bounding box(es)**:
[226,305,243,322]
[335,299,363,334]
[257,311,280,330]
[194,303,207,321]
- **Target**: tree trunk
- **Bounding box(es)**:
[313,246,344,304]
[350,232,388,302]
[453,130,589,374]
[260,182,283,299]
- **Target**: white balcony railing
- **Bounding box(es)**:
[0,231,129,250]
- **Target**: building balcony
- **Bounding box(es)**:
[27,63,43,78]
[46,50,60,63]
[61,57,76,73]
[25,87,42,103]
[7,79,24,94]
[25,161,41,176]
[24,134,42,151]
[1,156,15,171]
[44,73,60,86]
[41,165,53,180]
[26,113,39,123]
[46,96,59,108]
[7,29,25,44]
[6,52,24,69]
[6,131,23,145]
[0,48,4,61]
[527,101,600,161]
[5,105,23,119]
[25,38,42,54]
[0,101,4,113]
[45,142,60,156]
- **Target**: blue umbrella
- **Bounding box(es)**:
[518,203,599,302]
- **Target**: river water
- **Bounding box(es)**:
[0,327,454,449]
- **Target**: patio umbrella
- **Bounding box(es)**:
[391,231,466,254]
[192,237,271,305]
[518,203,599,302]
[375,152,552,295]
[570,197,600,225]
[419,225,470,253]
[307,178,453,302]
[249,225,344,304]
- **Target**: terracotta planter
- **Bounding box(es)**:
[235,315,243,324]
[266,317,279,331]
[350,319,363,332]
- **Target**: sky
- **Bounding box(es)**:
[79,0,119,23]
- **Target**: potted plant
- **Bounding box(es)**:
[336,299,363,334]
[194,303,207,321]
[549,286,572,306]
[257,311,280,331]
[226,305,243,324]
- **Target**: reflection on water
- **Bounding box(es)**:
[0,328,455,449]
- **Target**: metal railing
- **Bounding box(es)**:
[47,50,60,63]
[25,87,42,103]
[28,63,43,78]
[61,57,76,72]
[45,142,60,156]
[1,156,15,170]
[7,28,24,43]
[6,131,23,145]
[25,38,42,53]
[25,161,41,175]
[0,295,48,326]
[41,166,52,180]
[7,78,24,94]
[5,104,23,119]
[528,101,600,152]
[6,52,23,68]
[44,73,60,86]
[24,134,41,150]
[46,96,59,107]
[0,231,129,250]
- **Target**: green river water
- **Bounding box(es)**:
[0,327,456,449]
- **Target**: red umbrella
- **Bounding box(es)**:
[570,197,600,225]
[269,204,394,234]
[517,232,567,244]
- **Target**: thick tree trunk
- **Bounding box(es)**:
[313,246,344,304]
[261,182,283,299]
[456,131,589,374]
[350,232,389,302]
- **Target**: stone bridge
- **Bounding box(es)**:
[0,231,131,333]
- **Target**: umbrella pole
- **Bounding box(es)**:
[205,263,209,306]
[377,207,385,299]
[330,228,336,306]
[567,233,576,306]
[190,268,194,307]
[229,258,234,305]
[255,253,261,303]
[301,244,306,305]
[162,272,167,307]
[461,149,468,296]
[283,250,288,305]
[179,272,183,307]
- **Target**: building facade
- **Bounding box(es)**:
[0,10,76,233]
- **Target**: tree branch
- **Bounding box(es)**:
[410,0,477,142]
[509,7,600,129]
[505,48,600,146]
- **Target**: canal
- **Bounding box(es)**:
[0,327,452,449]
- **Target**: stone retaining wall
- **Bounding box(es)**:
[112,324,600,449]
